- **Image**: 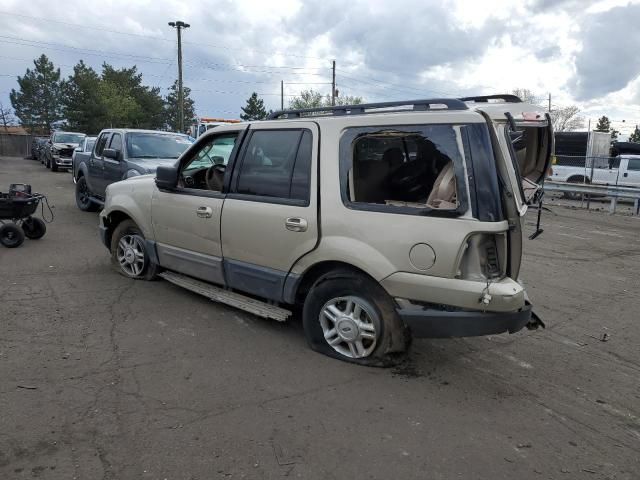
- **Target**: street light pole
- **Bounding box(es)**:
[168,20,190,133]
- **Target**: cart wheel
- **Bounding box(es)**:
[0,223,25,248]
[22,217,46,240]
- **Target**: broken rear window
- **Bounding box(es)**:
[339,125,467,215]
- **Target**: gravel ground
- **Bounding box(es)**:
[1,155,639,480]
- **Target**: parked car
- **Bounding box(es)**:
[550,156,640,188]
[71,136,97,178]
[30,136,49,160]
[73,129,193,211]
[43,131,86,171]
[98,95,550,365]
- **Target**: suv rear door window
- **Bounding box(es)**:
[235,129,311,201]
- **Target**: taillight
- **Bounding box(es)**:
[457,233,506,281]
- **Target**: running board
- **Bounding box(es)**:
[158,271,291,322]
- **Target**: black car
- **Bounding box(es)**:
[30,136,49,160]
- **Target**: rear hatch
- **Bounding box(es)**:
[467,97,553,277]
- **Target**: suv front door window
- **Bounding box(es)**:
[180,134,238,191]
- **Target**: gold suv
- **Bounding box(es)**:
[99,95,551,365]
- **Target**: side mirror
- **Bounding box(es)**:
[156,165,178,190]
[103,148,118,160]
[211,156,224,165]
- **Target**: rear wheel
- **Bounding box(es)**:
[0,223,25,248]
[110,220,159,280]
[75,176,98,212]
[302,270,410,366]
[564,176,588,200]
[22,217,46,239]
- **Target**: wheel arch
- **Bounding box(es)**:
[287,260,380,305]
[567,174,590,183]
[102,210,135,249]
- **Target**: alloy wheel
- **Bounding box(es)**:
[319,296,378,358]
[116,235,146,277]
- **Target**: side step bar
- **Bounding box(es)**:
[158,271,291,322]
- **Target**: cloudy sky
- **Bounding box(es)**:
[1,0,640,137]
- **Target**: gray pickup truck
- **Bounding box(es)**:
[71,136,97,178]
[73,128,193,211]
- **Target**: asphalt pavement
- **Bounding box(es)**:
[1,155,639,480]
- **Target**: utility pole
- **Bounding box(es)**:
[281,80,284,110]
[168,20,190,133]
[331,60,336,106]
[548,93,551,113]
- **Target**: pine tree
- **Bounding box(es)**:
[240,92,268,120]
[629,126,640,143]
[164,80,196,132]
[62,61,105,134]
[10,54,63,132]
[594,116,611,132]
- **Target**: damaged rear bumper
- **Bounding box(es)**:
[398,303,537,338]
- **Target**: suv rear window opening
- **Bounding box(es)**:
[341,125,466,214]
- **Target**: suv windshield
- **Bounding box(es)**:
[53,133,85,144]
[126,133,193,159]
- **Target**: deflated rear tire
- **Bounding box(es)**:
[110,220,159,280]
[302,269,411,366]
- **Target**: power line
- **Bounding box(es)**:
[0,10,332,61]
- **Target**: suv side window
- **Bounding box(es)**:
[235,129,310,201]
[180,133,240,192]
[109,133,122,153]
[339,125,467,215]
[95,133,110,157]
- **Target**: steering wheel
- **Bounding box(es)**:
[206,164,226,191]
[390,160,427,197]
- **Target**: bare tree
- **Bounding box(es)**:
[511,88,542,106]
[550,105,584,132]
[0,102,16,130]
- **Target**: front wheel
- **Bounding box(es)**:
[0,223,25,248]
[302,270,410,366]
[110,220,159,280]
[22,217,46,239]
[51,161,58,172]
[75,176,98,212]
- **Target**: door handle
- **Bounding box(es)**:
[196,206,213,218]
[624,172,628,177]
[285,217,308,232]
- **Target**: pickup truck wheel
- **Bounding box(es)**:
[110,220,158,280]
[75,176,98,212]
[302,270,410,366]
[51,161,58,172]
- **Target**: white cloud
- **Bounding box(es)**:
[0,0,640,128]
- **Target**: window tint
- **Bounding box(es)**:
[627,158,640,171]
[109,133,122,152]
[95,133,109,156]
[236,130,309,200]
[86,138,96,152]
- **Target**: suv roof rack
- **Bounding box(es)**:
[459,94,522,103]
[267,98,468,120]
